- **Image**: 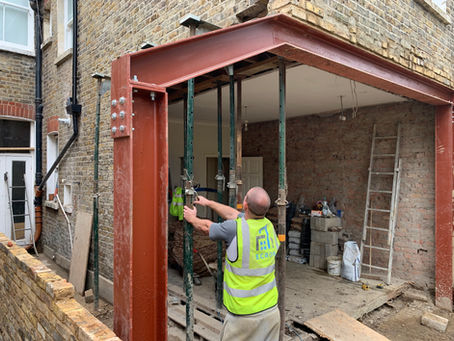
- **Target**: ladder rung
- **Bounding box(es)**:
[366,226,389,232]
[9,186,26,189]
[361,264,388,271]
[363,245,390,251]
[11,200,26,203]
[373,154,395,158]
[371,172,394,175]
[14,228,30,232]
[367,208,390,213]
[375,136,397,140]
[370,190,393,194]
[13,214,30,217]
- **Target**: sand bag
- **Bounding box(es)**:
[341,241,361,282]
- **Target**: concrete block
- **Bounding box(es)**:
[309,254,321,268]
[421,312,449,332]
[310,242,324,256]
[311,230,340,244]
[289,237,300,244]
[289,230,301,238]
[84,289,94,303]
[289,249,301,256]
[324,244,338,257]
[289,242,300,250]
[310,217,342,231]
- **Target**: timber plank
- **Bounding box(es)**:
[69,211,93,294]
[305,309,390,341]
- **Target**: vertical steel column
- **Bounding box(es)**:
[183,96,188,177]
[435,104,453,311]
[236,78,243,209]
[93,77,102,311]
[276,59,287,341]
[216,83,224,312]
[184,79,195,341]
[228,66,236,208]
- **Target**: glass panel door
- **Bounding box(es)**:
[0,155,33,242]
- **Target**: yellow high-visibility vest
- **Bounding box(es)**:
[169,187,184,220]
[223,216,280,315]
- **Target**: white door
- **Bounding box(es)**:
[242,157,263,196]
[0,155,34,244]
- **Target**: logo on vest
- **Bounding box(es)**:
[255,225,276,260]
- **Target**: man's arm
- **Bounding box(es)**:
[183,205,213,235]
[194,195,240,220]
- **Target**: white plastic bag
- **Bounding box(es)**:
[341,241,361,282]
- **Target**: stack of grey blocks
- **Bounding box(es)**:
[309,216,342,269]
[288,229,302,259]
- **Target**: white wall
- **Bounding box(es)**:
[168,120,230,193]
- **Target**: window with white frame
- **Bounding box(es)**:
[0,0,34,54]
[63,0,72,51]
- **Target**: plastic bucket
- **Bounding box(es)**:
[327,256,342,276]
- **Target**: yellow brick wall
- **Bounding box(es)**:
[0,233,120,340]
[269,0,453,86]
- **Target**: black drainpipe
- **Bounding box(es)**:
[38,0,81,192]
[30,0,43,245]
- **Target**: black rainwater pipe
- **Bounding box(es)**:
[30,0,42,191]
[37,0,81,192]
[30,0,43,246]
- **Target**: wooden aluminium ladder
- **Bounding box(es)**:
[4,172,38,255]
[360,123,401,285]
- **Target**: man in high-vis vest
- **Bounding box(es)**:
[183,186,280,341]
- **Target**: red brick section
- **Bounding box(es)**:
[0,100,35,120]
[47,115,59,134]
[243,102,437,288]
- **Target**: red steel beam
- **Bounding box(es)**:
[129,14,453,105]
[112,55,168,340]
[435,105,453,311]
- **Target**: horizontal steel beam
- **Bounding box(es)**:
[129,14,453,105]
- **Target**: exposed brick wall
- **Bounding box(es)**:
[0,51,35,105]
[0,233,120,340]
[40,0,260,282]
[243,101,436,287]
[269,0,454,87]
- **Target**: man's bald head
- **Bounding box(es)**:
[245,187,271,218]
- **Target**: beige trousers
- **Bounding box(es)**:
[219,305,280,341]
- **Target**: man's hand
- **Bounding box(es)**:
[183,205,197,224]
[193,195,211,207]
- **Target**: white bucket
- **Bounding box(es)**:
[327,256,342,276]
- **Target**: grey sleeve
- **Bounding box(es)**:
[209,213,244,247]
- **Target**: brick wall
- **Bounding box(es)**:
[39,0,452,287]
[40,0,261,282]
[243,101,436,287]
[269,0,454,87]
[0,51,35,105]
[0,233,120,340]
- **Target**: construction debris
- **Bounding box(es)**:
[168,220,222,276]
[403,288,428,302]
[84,289,94,303]
[420,311,449,333]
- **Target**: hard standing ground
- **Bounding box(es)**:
[362,295,454,341]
